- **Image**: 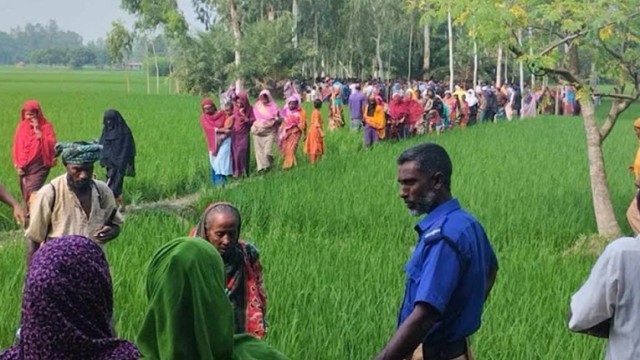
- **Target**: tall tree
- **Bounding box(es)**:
[121,0,189,94]
[106,21,134,93]
[463,0,640,238]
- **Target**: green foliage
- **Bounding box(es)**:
[147,56,171,77]
[0,20,83,64]
[239,15,305,88]
[29,48,70,66]
[121,0,188,41]
[173,27,234,94]
[68,48,98,69]
[106,21,134,65]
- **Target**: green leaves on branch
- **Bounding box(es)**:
[106,21,133,65]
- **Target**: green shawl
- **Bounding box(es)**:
[136,237,288,360]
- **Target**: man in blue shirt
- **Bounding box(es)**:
[374,143,498,360]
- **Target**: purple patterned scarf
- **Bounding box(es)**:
[1,235,140,360]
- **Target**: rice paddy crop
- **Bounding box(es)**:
[0,67,637,359]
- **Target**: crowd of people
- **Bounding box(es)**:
[0,73,637,360]
[201,77,586,186]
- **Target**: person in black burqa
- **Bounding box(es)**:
[98,109,136,211]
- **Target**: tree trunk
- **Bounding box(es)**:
[313,11,318,77]
[496,44,502,88]
[518,30,524,111]
[504,49,508,84]
[581,98,622,237]
[447,8,454,92]
[555,86,560,115]
[230,0,243,91]
[375,29,384,81]
[292,0,298,48]
[122,63,131,94]
[408,20,413,81]
[590,62,598,90]
[423,23,430,75]
[150,40,160,94]
[145,44,150,95]
[529,28,535,88]
[473,40,478,89]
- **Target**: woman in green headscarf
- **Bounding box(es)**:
[136,237,288,360]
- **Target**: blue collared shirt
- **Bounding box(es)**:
[397,198,497,346]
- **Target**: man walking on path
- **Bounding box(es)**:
[374,143,498,360]
[25,141,123,267]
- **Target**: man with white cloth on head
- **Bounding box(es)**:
[568,236,640,359]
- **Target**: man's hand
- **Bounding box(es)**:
[94,224,120,243]
[373,303,437,360]
[13,205,25,226]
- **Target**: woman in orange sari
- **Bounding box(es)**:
[304,99,325,164]
[278,96,306,169]
[12,100,57,207]
[363,95,386,148]
[443,91,458,127]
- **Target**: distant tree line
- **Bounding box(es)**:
[0,20,109,68]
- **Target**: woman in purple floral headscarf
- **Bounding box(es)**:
[0,235,140,360]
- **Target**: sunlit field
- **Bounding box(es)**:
[1,67,637,359]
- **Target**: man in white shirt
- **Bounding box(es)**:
[568,236,640,359]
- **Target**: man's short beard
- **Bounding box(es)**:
[409,191,437,216]
[67,175,91,191]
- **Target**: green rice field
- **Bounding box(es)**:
[0,67,638,359]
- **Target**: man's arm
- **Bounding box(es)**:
[375,239,462,360]
[485,247,499,300]
[94,184,124,243]
[485,265,498,300]
[0,183,25,225]
[568,245,617,337]
[373,303,438,360]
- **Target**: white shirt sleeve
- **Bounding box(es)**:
[568,246,618,331]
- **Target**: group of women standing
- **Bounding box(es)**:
[200,90,323,186]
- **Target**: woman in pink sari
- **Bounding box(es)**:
[278,96,306,169]
[232,92,255,178]
[251,90,280,173]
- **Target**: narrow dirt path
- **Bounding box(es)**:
[125,192,201,213]
[0,174,265,246]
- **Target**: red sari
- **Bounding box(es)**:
[388,94,409,140]
[12,100,57,204]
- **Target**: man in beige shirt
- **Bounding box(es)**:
[26,142,123,267]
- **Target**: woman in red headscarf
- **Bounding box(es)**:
[12,100,57,207]
[200,98,233,186]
